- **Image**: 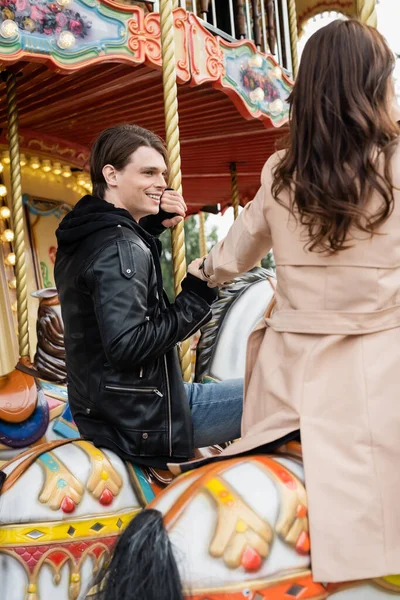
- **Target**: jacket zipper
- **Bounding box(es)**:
[104,385,163,397]
[163,354,172,456]
[182,309,212,341]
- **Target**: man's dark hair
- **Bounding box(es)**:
[90,124,169,199]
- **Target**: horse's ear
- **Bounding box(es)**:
[31,287,58,299]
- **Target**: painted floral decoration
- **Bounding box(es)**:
[0,0,91,38]
[241,65,279,103]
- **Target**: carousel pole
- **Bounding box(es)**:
[230,162,240,220]
[159,0,191,382]
[356,0,377,26]
[198,212,207,257]
[0,245,18,375]
[287,0,299,77]
[5,71,30,362]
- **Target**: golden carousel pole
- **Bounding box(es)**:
[356,0,377,27]
[159,0,191,381]
[198,212,207,257]
[230,162,240,220]
[5,71,30,363]
[0,244,18,376]
[287,0,299,77]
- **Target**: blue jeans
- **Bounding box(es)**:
[184,378,243,447]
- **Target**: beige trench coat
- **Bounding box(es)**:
[203,147,400,583]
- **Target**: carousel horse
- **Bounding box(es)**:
[1,268,398,599]
[0,288,69,464]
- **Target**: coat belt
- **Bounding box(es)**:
[266,303,400,335]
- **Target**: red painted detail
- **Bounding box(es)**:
[61,496,75,513]
[46,550,68,567]
[296,504,308,519]
[9,537,120,572]
[13,545,50,572]
[278,469,297,489]
[99,488,113,506]
[296,531,311,555]
[241,546,262,571]
[91,545,109,559]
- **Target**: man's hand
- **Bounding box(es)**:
[160,189,187,228]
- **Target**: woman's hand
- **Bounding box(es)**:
[187,257,208,280]
[160,190,187,228]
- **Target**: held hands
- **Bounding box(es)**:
[187,257,217,288]
[187,257,207,280]
[160,189,187,228]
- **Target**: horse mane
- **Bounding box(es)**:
[195,267,275,382]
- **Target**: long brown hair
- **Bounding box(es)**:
[272,19,399,253]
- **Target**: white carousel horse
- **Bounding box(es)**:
[1,268,399,599]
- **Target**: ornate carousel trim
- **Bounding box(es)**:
[0,2,292,126]
[0,508,139,546]
[186,570,328,599]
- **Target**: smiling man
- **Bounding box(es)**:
[54,124,243,469]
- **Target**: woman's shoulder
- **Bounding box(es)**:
[260,150,287,184]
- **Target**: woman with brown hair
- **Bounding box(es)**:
[190,19,400,582]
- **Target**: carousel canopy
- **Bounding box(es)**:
[0,1,293,215]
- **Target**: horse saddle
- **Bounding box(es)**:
[0,371,49,449]
[0,368,37,423]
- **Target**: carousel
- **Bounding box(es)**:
[0,1,394,599]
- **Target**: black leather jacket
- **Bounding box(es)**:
[55,196,216,468]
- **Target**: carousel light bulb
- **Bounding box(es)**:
[8,277,16,290]
[52,162,62,175]
[273,66,282,79]
[56,0,72,6]
[0,184,7,197]
[5,252,16,266]
[0,205,10,219]
[61,165,72,178]
[19,154,27,167]
[57,31,75,50]
[1,229,14,243]
[1,151,10,165]
[0,20,19,39]
[29,156,41,170]
[41,159,52,172]
[11,301,17,312]
[0,163,3,173]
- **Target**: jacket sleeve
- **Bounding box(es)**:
[204,157,274,284]
[84,241,211,370]
[139,211,168,237]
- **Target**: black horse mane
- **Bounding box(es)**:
[195,267,275,382]
[86,510,184,600]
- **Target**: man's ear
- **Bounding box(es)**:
[102,164,118,188]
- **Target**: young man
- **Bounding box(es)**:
[55,124,243,469]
